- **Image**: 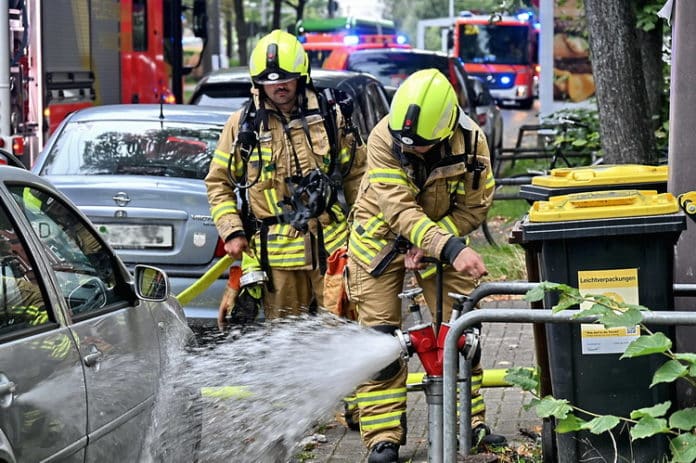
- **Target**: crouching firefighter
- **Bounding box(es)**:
[345,69,502,462]
[205,29,366,320]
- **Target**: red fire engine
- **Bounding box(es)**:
[452,11,538,109]
[295,16,409,69]
[2,0,207,165]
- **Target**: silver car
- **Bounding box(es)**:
[0,162,193,461]
[32,104,232,330]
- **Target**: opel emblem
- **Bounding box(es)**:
[113,192,131,207]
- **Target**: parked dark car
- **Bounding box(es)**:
[322,47,503,158]
[189,68,392,143]
[468,75,504,165]
[32,104,232,329]
[0,158,194,461]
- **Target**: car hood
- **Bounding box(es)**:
[43,175,220,266]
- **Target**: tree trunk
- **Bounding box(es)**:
[636,4,664,131]
[284,0,306,25]
[585,0,656,164]
[272,0,281,30]
[233,0,249,66]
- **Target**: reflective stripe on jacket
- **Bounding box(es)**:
[205,87,366,269]
[348,114,494,274]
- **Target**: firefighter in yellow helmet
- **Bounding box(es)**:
[346,69,500,462]
[206,30,365,320]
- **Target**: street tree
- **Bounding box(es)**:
[585,0,657,164]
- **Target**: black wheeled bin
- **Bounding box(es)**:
[517,189,686,463]
[519,164,668,203]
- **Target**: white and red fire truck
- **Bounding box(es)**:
[1,0,207,165]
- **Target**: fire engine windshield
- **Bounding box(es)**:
[38,121,222,180]
[457,24,530,65]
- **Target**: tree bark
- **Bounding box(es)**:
[636,1,664,131]
[272,0,281,30]
[284,0,306,24]
[585,0,656,164]
[233,0,248,66]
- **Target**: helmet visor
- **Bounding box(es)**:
[389,104,457,147]
[252,71,301,85]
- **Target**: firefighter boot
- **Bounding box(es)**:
[343,399,360,431]
[472,423,507,451]
[367,441,399,463]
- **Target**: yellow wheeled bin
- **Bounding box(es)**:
[519,164,668,203]
[516,190,686,463]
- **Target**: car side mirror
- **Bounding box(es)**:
[476,89,493,107]
[134,265,170,302]
[471,80,493,107]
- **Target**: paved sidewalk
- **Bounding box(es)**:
[308,298,541,462]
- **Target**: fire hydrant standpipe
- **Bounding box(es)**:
[395,256,479,463]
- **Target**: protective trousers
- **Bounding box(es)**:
[346,258,485,448]
[263,267,324,320]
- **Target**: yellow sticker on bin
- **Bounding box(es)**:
[528,189,679,222]
[531,164,668,188]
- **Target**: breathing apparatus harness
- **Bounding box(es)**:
[391,117,486,191]
[226,85,360,290]
[370,118,487,278]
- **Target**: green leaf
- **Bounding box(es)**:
[629,416,669,440]
[523,397,541,411]
[535,396,572,419]
[581,415,621,434]
[572,139,588,147]
[524,285,546,302]
[674,352,696,363]
[555,413,586,433]
[553,291,579,312]
[599,307,643,328]
[650,360,688,387]
[670,433,696,463]
[669,408,696,431]
[630,401,671,419]
[623,303,650,312]
[577,303,607,317]
[505,367,538,392]
[674,353,696,376]
[621,333,672,359]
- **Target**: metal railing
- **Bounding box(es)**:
[442,308,696,461]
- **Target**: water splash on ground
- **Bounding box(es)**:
[145,313,402,462]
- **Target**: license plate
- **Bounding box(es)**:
[95,224,173,249]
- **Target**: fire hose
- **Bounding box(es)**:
[175,254,234,306]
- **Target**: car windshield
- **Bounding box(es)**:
[190,82,251,108]
[346,52,449,88]
[38,120,222,180]
[457,24,530,65]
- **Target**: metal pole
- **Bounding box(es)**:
[456,281,538,452]
[425,377,443,463]
[0,0,11,138]
[443,309,696,460]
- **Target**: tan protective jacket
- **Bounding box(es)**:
[348,113,495,275]
[206,86,366,270]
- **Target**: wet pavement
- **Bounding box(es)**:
[306,298,541,462]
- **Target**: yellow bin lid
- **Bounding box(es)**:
[531,164,668,188]
[529,189,679,222]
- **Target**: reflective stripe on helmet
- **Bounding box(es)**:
[249,30,309,85]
